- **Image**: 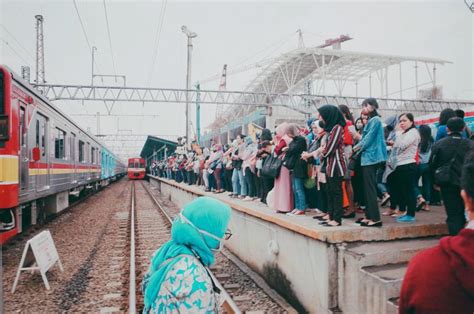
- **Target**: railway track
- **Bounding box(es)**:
[2,179,292,313]
[129,180,241,313]
[129,180,294,313]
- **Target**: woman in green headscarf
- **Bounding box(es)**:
[141,197,232,313]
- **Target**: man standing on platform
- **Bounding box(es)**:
[429,117,474,235]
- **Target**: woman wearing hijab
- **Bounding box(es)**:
[272,122,294,213]
[142,197,232,313]
[315,105,346,226]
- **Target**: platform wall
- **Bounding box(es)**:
[153,178,339,313]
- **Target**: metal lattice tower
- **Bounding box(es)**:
[215,64,227,119]
[35,15,45,85]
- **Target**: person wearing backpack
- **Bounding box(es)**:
[429,117,474,235]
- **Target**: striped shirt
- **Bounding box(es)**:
[322,125,346,178]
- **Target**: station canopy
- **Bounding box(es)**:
[221,46,451,123]
[140,135,177,164]
[243,47,450,95]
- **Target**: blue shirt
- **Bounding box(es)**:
[435,125,468,141]
[354,116,387,166]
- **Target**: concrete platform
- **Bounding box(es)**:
[152,177,448,243]
[148,176,448,314]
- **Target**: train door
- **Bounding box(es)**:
[19,105,28,192]
[70,132,76,183]
[35,113,49,191]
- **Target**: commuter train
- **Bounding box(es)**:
[0,65,126,244]
[127,157,146,179]
[415,107,474,135]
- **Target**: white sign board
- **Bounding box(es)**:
[12,230,63,293]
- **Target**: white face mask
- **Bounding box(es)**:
[179,213,226,252]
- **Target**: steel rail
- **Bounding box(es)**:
[140,181,241,314]
[129,181,137,314]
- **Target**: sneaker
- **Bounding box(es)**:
[396,215,416,223]
[243,196,253,201]
[380,193,391,206]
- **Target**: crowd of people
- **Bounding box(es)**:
[142,99,474,312]
[150,99,474,233]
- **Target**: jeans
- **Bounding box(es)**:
[376,165,388,196]
[414,163,431,202]
[244,168,256,197]
[292,176,307,210]
[232,169,243,195]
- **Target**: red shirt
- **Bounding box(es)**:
[399,228,474,314]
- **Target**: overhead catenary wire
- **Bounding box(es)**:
[0,38,33,67]
[0,24,36,62]
[73,0,101,74]
[103,0,117,78]
[146,0,168,87]
[199,31,296,85]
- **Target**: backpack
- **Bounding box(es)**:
[433,144,463,186]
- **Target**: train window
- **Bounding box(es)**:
[86,142,90,163]
[91,147,96,164]
[79,140,85,162]
[35,120,40,146]
[0,115,8,141]
[0,70,4,114]
[54,128,66,159]
[70,133,76,161]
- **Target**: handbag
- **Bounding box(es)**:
[210,160,218,170]
[261,155,283,178]
[347,150,362,171]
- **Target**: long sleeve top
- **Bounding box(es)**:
[142,254,217,313]
[392,128,421,166]
[322,125,346,178]
[353,116,387,166]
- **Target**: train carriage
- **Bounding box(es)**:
[0,65,126,244]
[127,157,146,180]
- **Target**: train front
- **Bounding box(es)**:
[127,157,145,180]
[0,66,20,244]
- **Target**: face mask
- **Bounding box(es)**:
[179,213,225,252]
[465,210,470,223]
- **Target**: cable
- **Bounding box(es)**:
[146,0,167,86]
[73,0,101,74]
[0,24,36,62]
[103,0,117,78]
[0,38,33,66]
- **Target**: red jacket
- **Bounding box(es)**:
[399,228,474,314]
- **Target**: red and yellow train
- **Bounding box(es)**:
[0,65,126,245]
[127,157,146,180]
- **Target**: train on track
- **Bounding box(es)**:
[415,108,474,129]
[0,65,126,245]
[127,157,146,180]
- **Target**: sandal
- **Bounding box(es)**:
[382,209,396,216]
[323,220,342,227]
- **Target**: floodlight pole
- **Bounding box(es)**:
[182,26,197,148]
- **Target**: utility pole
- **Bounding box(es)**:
[181,25,197,148]
[35,15,45,88]
[91,46,97,86]
[195,82,201,144]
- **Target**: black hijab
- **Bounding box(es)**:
[260,128,272,142]
[317,104,346,132]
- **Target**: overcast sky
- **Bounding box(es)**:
[1,0,473,157]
